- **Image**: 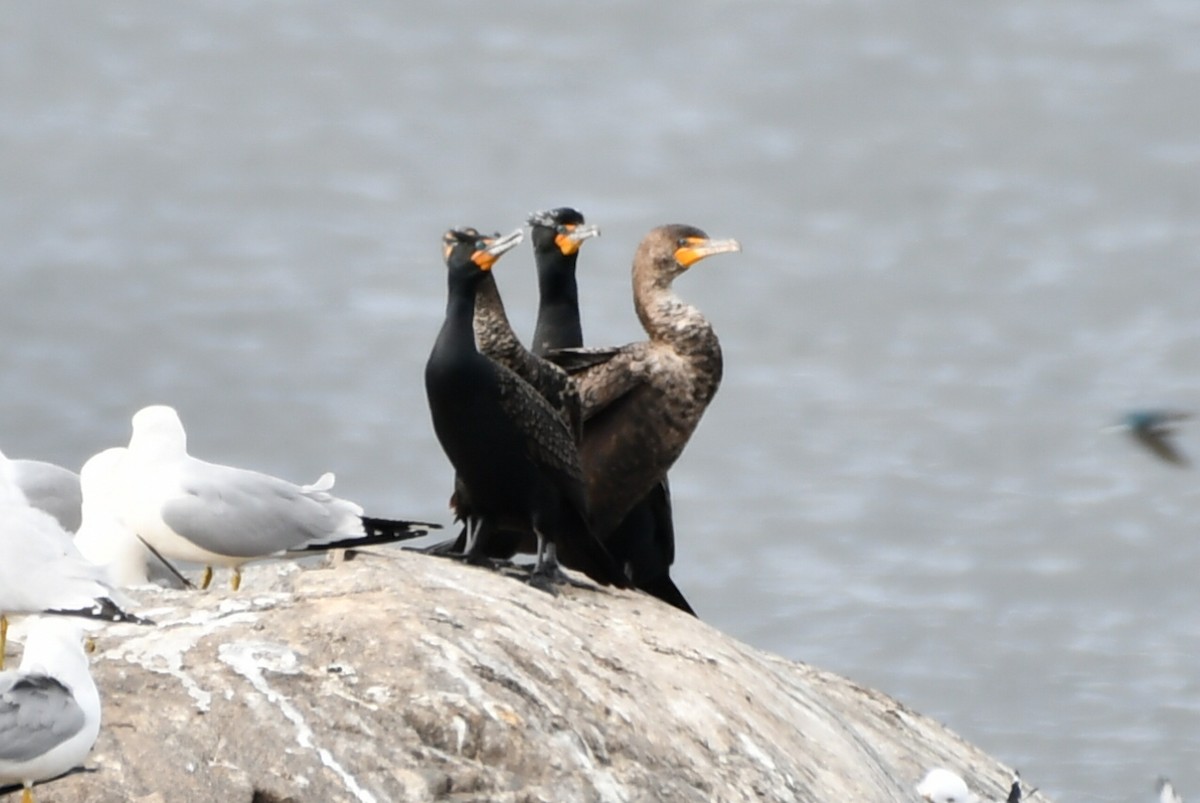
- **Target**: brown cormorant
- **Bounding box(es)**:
[546,223,740,553]
[424,227,627,587]
[529,209,695,615]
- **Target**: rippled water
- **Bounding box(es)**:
[4,2,1200,799]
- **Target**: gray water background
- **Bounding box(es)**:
[3,2,1200,800]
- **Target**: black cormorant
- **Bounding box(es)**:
[424,227,626,587]
[528,207,599,356]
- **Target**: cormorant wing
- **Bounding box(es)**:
[492,362,586,498]
[511,352,582,443]
[543,345,627,373]
[649,478,675,566]
[544,344,651,422]
[475,274,582,441]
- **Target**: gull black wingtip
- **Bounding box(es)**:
[47,598,154,627]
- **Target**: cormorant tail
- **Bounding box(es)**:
[638,573,697,617]
[555,510,633,589]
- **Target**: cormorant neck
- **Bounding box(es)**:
[633,266,714,355]
[533,254,583,352]
[474,272,526,364]
[437,270,483,355]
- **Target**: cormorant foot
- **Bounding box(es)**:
[526,562,594,592]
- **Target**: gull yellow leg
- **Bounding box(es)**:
[230,568,242,592]
[0,614,7,670]
[22,784,33,803]
[200,566,213,590]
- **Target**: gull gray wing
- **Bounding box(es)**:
[12,459,83,533]
[0,673,86,763]
[160,461,355,559]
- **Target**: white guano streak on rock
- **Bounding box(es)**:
[106,608,264,713]
[218,641,377,803]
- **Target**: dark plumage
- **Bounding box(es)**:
[425,226,583,562]
[529,210,695,615]
[546,223,739,565]
[528,207,599,356]
[424,227,626,587]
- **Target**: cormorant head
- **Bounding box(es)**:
[441,227,524,274]
[637,224,741,283]
[527,207,600,256]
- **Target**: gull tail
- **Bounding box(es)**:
[292,516,441,554]
[47,597,154,626]
[360,516,441,541]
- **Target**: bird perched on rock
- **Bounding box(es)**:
[544,223,739,609]
[0,618,101,803]
[916,767,978,803]
[73,448,188,589]
[0,451,82,534]
[112,405,437,591]
[429,211,593,564]
[0,470,144,670]
[527,210,695,614]
[424,227,627,588]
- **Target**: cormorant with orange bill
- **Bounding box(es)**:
[425,222,584,562]
[529,209,694,615]
[528,207,599,356]
[424,227,627,588]
[545,224,739,605]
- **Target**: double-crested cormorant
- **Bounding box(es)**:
[546,223,740,558]
[429,211,596,564]
[423,226,584,561]
[529,209,694,615]
[115,405,437,590]
[424,227,626,587]
[528,207,599,356]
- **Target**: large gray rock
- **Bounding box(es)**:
[41,550,1047,802]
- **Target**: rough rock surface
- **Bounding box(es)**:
[22,549,1050,802]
